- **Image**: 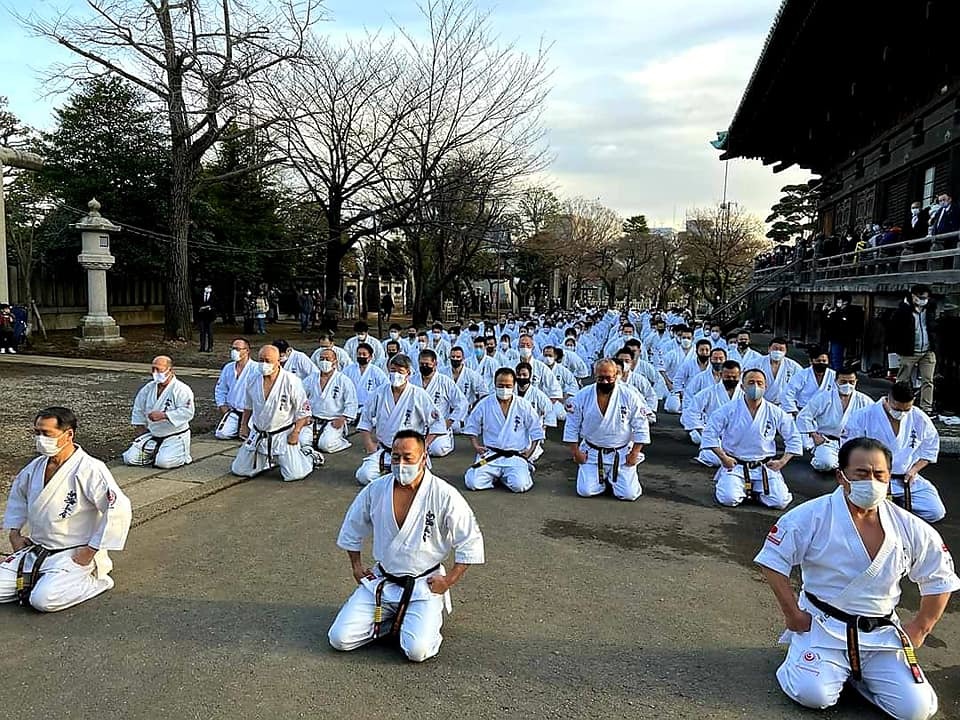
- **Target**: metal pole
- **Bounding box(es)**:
[0,159,7,303]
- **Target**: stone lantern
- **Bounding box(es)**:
[73,198,125,348]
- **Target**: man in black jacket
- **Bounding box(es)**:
[903,200,930,241]
[196,284,218,352]
[930,192,959,244]
[823,293,861,370]
[890,284,937,413]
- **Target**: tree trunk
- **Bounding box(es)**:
[164,164,194,340]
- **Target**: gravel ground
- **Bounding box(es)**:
[0,366,220,494]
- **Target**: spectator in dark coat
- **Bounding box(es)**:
[889,284,937,413]
[930,192,959,240]
[823,293,861,370]
[904,200,930,241]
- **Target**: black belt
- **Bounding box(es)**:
[373,562,442,638]
[469,446,520,469]
[822,434,841,442]
[890,473,913,512]
[15,544,82,606]
[251,422,295,469]
[148,427,190,467]
[311,417,332,451]
[587,441,628,493]
[733,456,775,496]
[378,443,392,475]
[805,592,922,684]
[216,408,243,434]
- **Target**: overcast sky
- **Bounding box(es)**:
[0,0,809,228]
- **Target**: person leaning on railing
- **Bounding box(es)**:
[889,284,937,415]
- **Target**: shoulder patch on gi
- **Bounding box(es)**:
[802,651,819,663]
[765,524,783,546]
[107,489,117,508]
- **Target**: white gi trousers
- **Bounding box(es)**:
[0,549,114,613]
[215,410,243,440]
[695,448,722,467]
[777,632,938,720]
[891,475,946,524]
[356,448,392,486]
[428,429,455,458]
[810,439,840,472]
[663,393,681,415]
[298,418,350,454]
[328,584,445,663]
[464,455,533,493]
[575,444,641,501]
[552,403,567,424]
[689,429,702,445]
[714,463,791,509]
[122,431,192,469]
[231,428,313,482]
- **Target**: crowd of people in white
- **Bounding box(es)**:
[3,307,957,720]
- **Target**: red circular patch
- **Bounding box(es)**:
[803,652,815,662]
[770,525,779,534]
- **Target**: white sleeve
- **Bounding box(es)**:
[80,462,132,551]
[680,389,705,431]
[244,378,257,412]
[446,492,485,565]
[131,385,148,426]
[449,383,469,423]
[292,377,311,421]
[753,513,805,577]
[630,397,651,444]
[214,366,231,407]
[778,409,803,455]
[336,485,374,552]
[700,405,727,450]
[908,522,960,596]
[165,383,196,426]
[542,368,562,400]
[919,417,940,462]
[781,373,802,413]
[358,391,378,432]
[463,402,483,438]
[841,408,865,441]
[1,465,31,530]
[526,403,546,443]
[341,377,359,419]
[795,395,821,434]
[561,394,582,444]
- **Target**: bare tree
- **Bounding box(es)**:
[271,0,551,311]
[20,0,322,339]
[557,197,621,305]
[680,205,768,307]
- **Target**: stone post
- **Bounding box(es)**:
[73,198,124,348]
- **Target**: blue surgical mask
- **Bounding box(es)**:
[744,385,764,401]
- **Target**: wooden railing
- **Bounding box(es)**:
[751,230,960,287]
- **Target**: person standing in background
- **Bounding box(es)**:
[196,283,218,353]
[890,284,938,414]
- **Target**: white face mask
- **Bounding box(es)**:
[911,208,920,216]
[389,371,407,388]
[519,347,533,359]
[842,472,887,510]
[544,356,555,366]
[390,331,399,339]
[392,460,422,487]
[259,361,275,376]
[835,300,845,308]
[495,386,514,400]
[230,349,242,362]
[680,338,692,349]
[153,370,169,385]
[710,332,720,340]
[35,432,65,457]
[318,360,334,374]
[913,297,928,308]
[887,405,906,420]
[501,341,510,350]
[837,383,856,396]
[769,350,785,362]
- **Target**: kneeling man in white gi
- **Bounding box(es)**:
[755,437,958,720]
[701,368,801,509]
[328,430,485,662]
[2,407,132,612]
[232,345,313,482]
[122,355,195,469]
[214,338,257,440]
[843,381,944,523]
[564,359,650,501]
[463,368,544,493]
[356,354,446,486]
[796,366,872,472]
[300,347,358,458]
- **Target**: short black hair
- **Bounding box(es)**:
[385,341,400,353]
[769,336,788,347]
[393,429,426,450]
[910,284,931,296]
[808,346,827,359]
[272,339,290,353]
[722,360,741,371]
[494,367,516,382]
[615,346,632,358]
[389,353,413,372]
[418,348,438,363]
[356,342,374,355]
[838,437,892,472]
[696,339,712,350]
[354,321,369,332]
[516,362,533,375]
[710,347,728,358]
[837,366,858,377]
[837,292,852,302]
[890,381,914,403]
[35,406,78,433]
[451,345,466,356]
[742,368,766,382]
[232,337,250,348]
[553,347,565,361]
[317,331,336,343]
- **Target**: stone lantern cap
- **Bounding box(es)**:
[71,198,121,233]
